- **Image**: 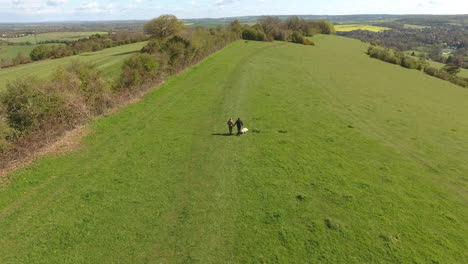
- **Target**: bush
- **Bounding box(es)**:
[291,31,305,44]
[0,107,14,151]
[316,20,336,34]
[242,27,259,41]
[303,39,315,46]
[400,56,419,69]
[30,45,53,61]
[13,52,31,65]
[117,53,160,89]
[53,61,112,115]
[1,77,62,133]
[141,39,162,54]
[424,66,438,76]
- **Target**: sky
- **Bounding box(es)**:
[0,0,467,22]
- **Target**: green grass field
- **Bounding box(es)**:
[0,32,107,44]
[335,24,391,32]
[0,44,63,60]
[0,35,467,263]
[0,41,146,90]
[403,24,430,29]
[0,45,37,60]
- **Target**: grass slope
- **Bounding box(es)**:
[0,45,38,60]
[0,32,107,44]
[0,41,147,90]
[335,24,390,32]
[0,35,467,263]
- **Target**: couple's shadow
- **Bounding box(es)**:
[211,133,238,136]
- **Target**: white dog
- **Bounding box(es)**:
[241,128,249,134]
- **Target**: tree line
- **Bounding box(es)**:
[338,26,468,68]
[0,15,239,163]
[232,16,335,44]
[367,46,468,88]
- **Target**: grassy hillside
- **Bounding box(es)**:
[335,24,390,32]
[0,44,65,61]
[0,35,467,263]
[0,41,146,90]
[0,45,38,60]
[0,32,107,44]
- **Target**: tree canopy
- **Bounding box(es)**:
[144,15,185,39]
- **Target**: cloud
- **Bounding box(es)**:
[215,0,239,6]
[76,2,114,14]
[47,0,67,6]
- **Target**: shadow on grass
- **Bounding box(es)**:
[211,133,235,136]
[112,51,140,56]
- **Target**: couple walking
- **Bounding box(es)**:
[227,118,244,135]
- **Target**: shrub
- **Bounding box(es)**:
[291,31,305,44]
[0,107,14,151]
[424,66,438,76]
[443,64,461,75]
[242,27,259,41]
[0,58,14,68]
[400,56,419,69]
[13,52,31,65]
[255,31,267,41]
[53,61,112,115]
[1,77,62,133]
[30,45,54,61]
[159,35,192,72]
[117,53,160,89]
[141,39,162,54]
[303,39,315,46]
[316,20,336,34]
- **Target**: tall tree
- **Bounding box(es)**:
[285,16,305,32]
[144,15,185,39]
[228,20,242,35]
[258,16,282,36]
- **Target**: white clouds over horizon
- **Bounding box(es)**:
[0,0,466,22]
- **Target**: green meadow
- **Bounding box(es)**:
[0,45,39,60]
[0,35,467,263]
[0,41,147,90]
[0,32,107,44]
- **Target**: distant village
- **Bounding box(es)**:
[0,32,33,38]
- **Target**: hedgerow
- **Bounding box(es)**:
[0,15,239,161]
[238,16,335,45]
[367,46,468,88]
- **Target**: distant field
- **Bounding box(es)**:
[0,44,63,60]
[335,24,391,32]
[0,32,107,44]
[0,41,146,90]
[0,35,467,263]
[0,45,37,60]
[403,24,430,29]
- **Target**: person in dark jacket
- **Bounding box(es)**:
[234,118,244,135]
[227,118,234,135]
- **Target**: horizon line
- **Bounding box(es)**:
[0,13,467,24]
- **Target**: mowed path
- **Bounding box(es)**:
[0,36,467,263]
